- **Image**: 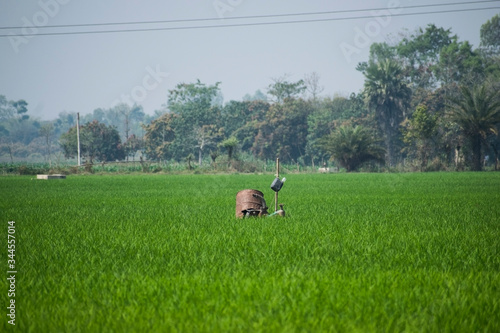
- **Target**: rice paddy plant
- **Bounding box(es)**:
[0,172,499,332]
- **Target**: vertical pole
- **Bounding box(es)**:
[76,112,81,166]
[275,157,279,212]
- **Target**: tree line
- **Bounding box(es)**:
[1,15,499,172]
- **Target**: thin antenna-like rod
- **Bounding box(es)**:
[275,158,279,212]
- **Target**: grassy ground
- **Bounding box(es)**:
[1,172,499,332]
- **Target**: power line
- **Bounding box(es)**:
[0,0,498,31]
[1,5,499,38]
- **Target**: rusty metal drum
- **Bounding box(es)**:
[235,189,265,218]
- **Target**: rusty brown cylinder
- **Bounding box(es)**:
[235,189,265,218]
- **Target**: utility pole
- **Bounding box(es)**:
[76,112,81,166]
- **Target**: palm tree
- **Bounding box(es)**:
[363,59,411,166]
[447,84,500,171]
[323,125,385,172]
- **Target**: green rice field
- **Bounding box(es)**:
[1,172,499,332]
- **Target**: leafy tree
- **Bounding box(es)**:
[220,100,253,139]
[252,98,312,162]
[356,42,397,74]
[370,42,398,63]
[480,14,500,50]
[446,85,500,171]
[60,121,125,163]
[230,100,270,153]
[436,40,484,87]
[362,59,411,166]
[142,113,176,161]
[324,93,370,124]
[398,24,454,60]
[267,76,306,103]
[396,24,455,89]
[479,14,500,86]
[167,80,221,160]
[402,105,438,170]
[322,125,385,172]
[168,80,220,126]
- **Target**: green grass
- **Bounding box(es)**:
[1,172,499,332]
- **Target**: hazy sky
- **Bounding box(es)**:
[0,1,498,120]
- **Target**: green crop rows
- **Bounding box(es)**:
[1,173,499,332]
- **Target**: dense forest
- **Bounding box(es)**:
[1,15,499,172]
